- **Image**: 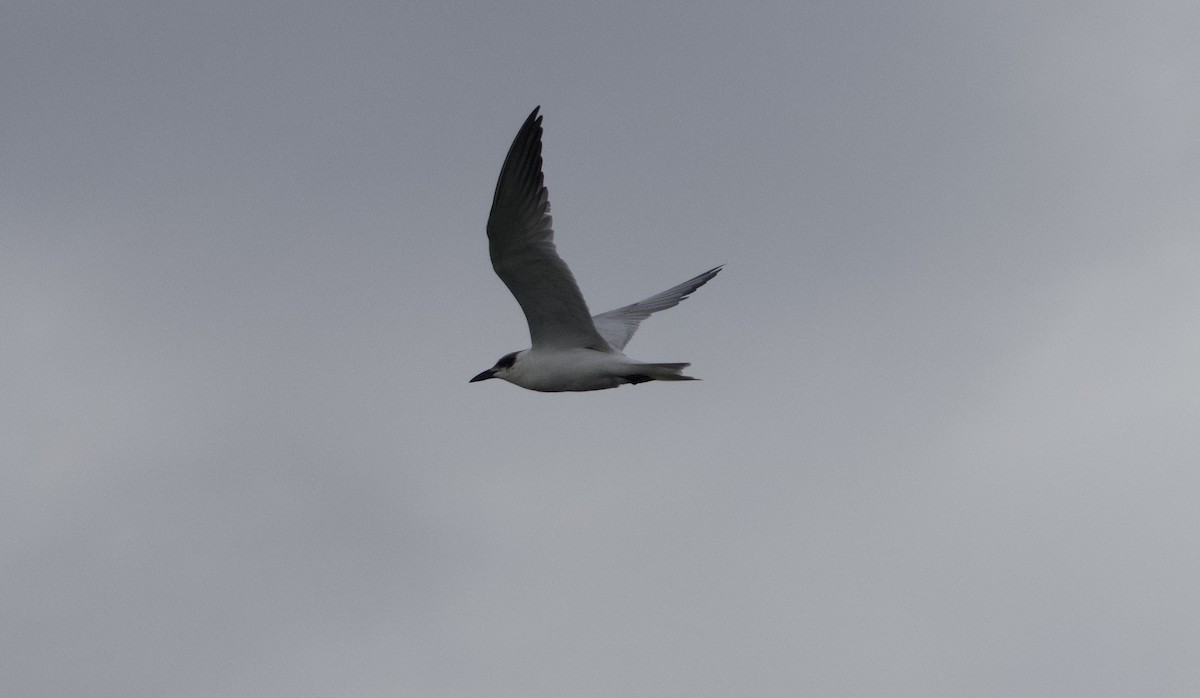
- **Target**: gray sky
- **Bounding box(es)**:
[3,1,1199,696]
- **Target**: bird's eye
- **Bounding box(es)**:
[496,353,518,369]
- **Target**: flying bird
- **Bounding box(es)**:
[471,107,721,392]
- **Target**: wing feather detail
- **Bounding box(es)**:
[486,107,611,350]
[592,266,723,350]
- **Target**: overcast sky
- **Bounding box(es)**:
[3,1,1199,696]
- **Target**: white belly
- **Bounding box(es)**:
[507,348,634,392]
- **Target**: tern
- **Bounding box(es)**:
[470,107,721,392]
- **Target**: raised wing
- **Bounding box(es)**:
[486,107,611,351]
[592,266,723,350]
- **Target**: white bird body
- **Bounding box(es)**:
[471,107,720,392]
[492,348,692,393]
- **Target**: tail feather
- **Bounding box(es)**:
[624,362,698,384]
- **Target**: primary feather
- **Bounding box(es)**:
[486,107,610,351]
[592,266,723,350]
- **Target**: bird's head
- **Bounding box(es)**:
[469,350,524,384]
